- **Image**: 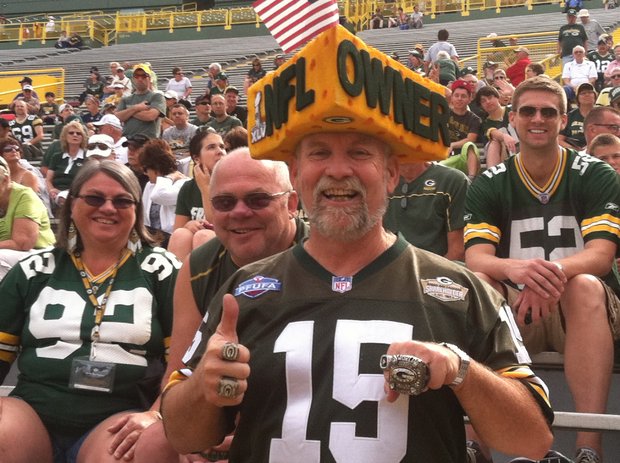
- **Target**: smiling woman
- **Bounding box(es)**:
[0,160,181,463]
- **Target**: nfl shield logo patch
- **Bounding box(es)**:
[234,275,282,298]
[331,276,353,293]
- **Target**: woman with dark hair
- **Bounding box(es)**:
[244,58,266,94]
[79,70,105,104]
[139,139,188,244]
[167,128,225,259]
[525,62,545,79]
[0,160,180,463]
[223,126,248,151]
[165,67,193,107]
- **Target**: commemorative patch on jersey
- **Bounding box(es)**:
[234,275,282,298]
[421,277,468,302]
[331,276,353,293]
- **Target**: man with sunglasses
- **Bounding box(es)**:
[115,63,166,139]
[465,76,620,463]
[562,45,597,103]
[162,27,553,463]
[191,95,214,127]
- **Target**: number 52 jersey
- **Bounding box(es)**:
[179,237,552,463]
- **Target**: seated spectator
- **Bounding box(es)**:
[492,69,516,105]
[9,100,44,161]
[0,156,55,281]
[395,7,409,29]
[205,63,228,96]
[562,45,597,103]
[0,140,41,195]
[205,94,242,137]
[409,4,423,29]
[103,82,125,108]
[140,139,189,245]
[525,62,546,79]
[39,91,59,125]
[224,86,247,127]
[589,133,620,173]
[582,105,620,153]
[45,121,88,207]
[67,32,83,48]
[85,134,115,161]
[93,114,127,164]
[167,128,226,260]
[560,82,596,150]
[0,160,179,463]
[223,126,248,151]
[595,70,620,107]
[0,119,17,144]
[384,161,468,261]
[162,104,198,175]
[9,84,40,114]
[407,50,425,75]
[603,45,620,84]
[80,95,102,125]
[191,95,213,127]
[476,86,518,167]
[166,67,193,108]
[161,90,180,133]
[273,54,285,70]
[244,58,267,95]
[433,50,459,86]
[79,70,105,104]
[107,66,132,97]
[588,38,613,92]
[124,134,150,191]
[439,80,481,179]
[55,30,70,48]
[506,47,531,87]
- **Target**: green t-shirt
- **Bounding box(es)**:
[116,90,166,139]
[0,183,55,248]
[174,178,203,220]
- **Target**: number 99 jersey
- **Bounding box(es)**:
[180,237,552,463]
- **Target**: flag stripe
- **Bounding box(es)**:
[253,0,340,53]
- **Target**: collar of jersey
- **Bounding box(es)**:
[514,147,567,200]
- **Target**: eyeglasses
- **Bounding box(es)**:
[68,131,83,136]
[75,194,136,209]
[592,123,620,133]
[2,146,19,153]
[197,101,210,106]
[87,143,111,151]
[211,191,291,212]
[133,73,148,79]
[517,106,561,119]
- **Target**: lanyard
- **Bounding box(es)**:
[72,250,129,359]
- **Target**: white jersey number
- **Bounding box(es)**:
[269,320,413,463]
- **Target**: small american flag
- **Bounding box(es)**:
[253,0,340,53]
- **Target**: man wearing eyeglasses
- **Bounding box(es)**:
[106,66,132,97]
[191,95,214,127]
[581,105,620,153]
[115,63,166,139]
[465,76,620,463]
[562,45,597,103]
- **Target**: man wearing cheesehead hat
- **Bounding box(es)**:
[161,15,553,463]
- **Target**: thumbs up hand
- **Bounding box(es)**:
[200,294,251,407]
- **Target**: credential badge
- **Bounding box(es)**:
[421,277,468,302]
[234,275,282,298]
[332,276,353,293]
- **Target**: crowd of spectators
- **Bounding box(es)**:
[0,11,619,462]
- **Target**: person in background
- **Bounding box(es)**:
[9,99,44,161]
[224,87,247,128]
[589,133,620,173]
[587,38,613,92]
[124,134,150,191]
[244,58,266,95]
[0,160,180,463]
[0,155,54,281]
[166,67,193,108]
[80,95,102,125]
[578,9,605,52]
[39,91,59,125]
[525,63,546,79]
[559,82,597,151]
[223,126,248,152]
[139,139,189,246]
[191,95,213,127]
[0,140,40,195]
[167,128,226,260]
[506,47,531,87]
[85,134,115,161]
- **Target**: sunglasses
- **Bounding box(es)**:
[2,146,19,153]
[75,194,136,209]
[133,73,148,79]
[87,143,111,151]
[517,106,560,119]
[68,131,83,136]
[197,101,210,106]
[211,191,290,212]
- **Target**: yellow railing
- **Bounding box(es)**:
[477,32,562,79]
[0,69,65,106]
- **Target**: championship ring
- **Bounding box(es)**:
[221,342,239,362]
[380,354,429,396]
[217,377,239,399]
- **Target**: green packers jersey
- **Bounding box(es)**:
[0,246,180,435]
[9,115,42,145]
[384,164,469,256]
[189,217,309,316]
[464,149,620,291]
[182,237,551,463]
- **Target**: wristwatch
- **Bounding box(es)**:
[441,343,470,387]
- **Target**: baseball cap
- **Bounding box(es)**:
[117,66,125,72]
[58,103,73,113]
[598,38,608,45]
[133,63,153,77]
[93,114,123,130]
[460,66,476,76]
[408,50,423,59]
[22,85,33,91]
[122,133,150,148]
[610,86,620,104]
[215,72,228,81]
[275,54,285,60]
[112,82,125,89]
[86,134,114,158]
[514,46,529,54]
[451,79,474,95]
[576,82,596,96]
[164,90,179,100]
[413,43,424,53]
[483,60,498,69]
[224,86,239,95]
[577,9,589,17]
[567,8,577,15]
[486,33,498,39]
[19,76,32,84]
